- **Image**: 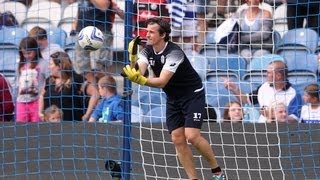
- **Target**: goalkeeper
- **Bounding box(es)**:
[123,17,225,180]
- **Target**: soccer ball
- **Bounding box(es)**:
[78,26,104,51]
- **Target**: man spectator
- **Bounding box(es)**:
[224,60,303,122]
[71,0,124,84]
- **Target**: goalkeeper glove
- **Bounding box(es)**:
[128,36,141,64]
[122,65,147,85]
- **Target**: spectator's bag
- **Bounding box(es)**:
[214,18,239,53]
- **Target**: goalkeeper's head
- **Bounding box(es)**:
[145,17,171,42]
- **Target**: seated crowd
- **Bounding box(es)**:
[0,1,319,123]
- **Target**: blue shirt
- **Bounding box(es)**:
[91,94,124,122]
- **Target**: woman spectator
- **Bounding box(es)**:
[39,51,84,121]
[223,101,243,122]
[235,0,273,62]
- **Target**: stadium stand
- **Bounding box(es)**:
[58,2,78,37]
[21,1,61,31]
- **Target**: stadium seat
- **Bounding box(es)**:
[21,2,61,31]
[131,105,143,123]
[273,30,282,50]
[205,80,238,117]
[143,106,166,123]
[0,2,27,25]
[273,3,288,37]
[58,2,78,36]
[205,31,215,45]
[189,53,207,81]
[0,46,19,89]
[0,27,28,47]
[46,27,67,48]
[283,53,318,84]
[275,28,319,54]
[207,54,247,80]
[132,86,166,115]
[112,19,125,51]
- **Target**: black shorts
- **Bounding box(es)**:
[166,89,205,134]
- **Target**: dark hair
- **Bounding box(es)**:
[29,26,47,40]
[145,17,171,42]
[18,37,42,73]
[304,83,319,100]
[98,75,117,94]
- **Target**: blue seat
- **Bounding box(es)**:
[248,54,284,71]
[273,30,282,50]
[275,28,319,54]
[46,28,67,48]
[207,54,247,80]
[0,27,28,47]
[0,46,19,88]
[130,105,143,123]
[143,106,166,123]
[190,53,207,81]
[205,31,216,44]
[282,53,318,84]
[132,86,166,115]
[205,80,238,116]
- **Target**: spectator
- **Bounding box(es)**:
[300,83,320,123]
[39,51,84,121]
[16,37,46,122]
[0,73,14,121]
[235,0,273,62]
[266,101,288,123]
[133,0,169,39]
[44,104,63,122]
[286,0,320,35]
[71,0,124,84]
[222,101,243,122]
[80,75,100,121]
[224,60,303,123]
[170,0,198,55]
[195,0,209,52]
[29,26,64,64]
[89,75,124,123]
[217,0,238,18]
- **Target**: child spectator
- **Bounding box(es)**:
[16,37,46,122]
[44,105,63,122]
[223,101,243,122]
[266,101,287,123]
[300,83,320,123]
[0,73,14,121]
[89,75,124,123]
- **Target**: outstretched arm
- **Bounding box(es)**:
[223,78,250,104]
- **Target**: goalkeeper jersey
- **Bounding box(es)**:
[138,41,203,97]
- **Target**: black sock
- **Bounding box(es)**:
[211,167,222,174]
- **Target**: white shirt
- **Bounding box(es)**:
[300,104,320,123]
[41,43,64,61]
